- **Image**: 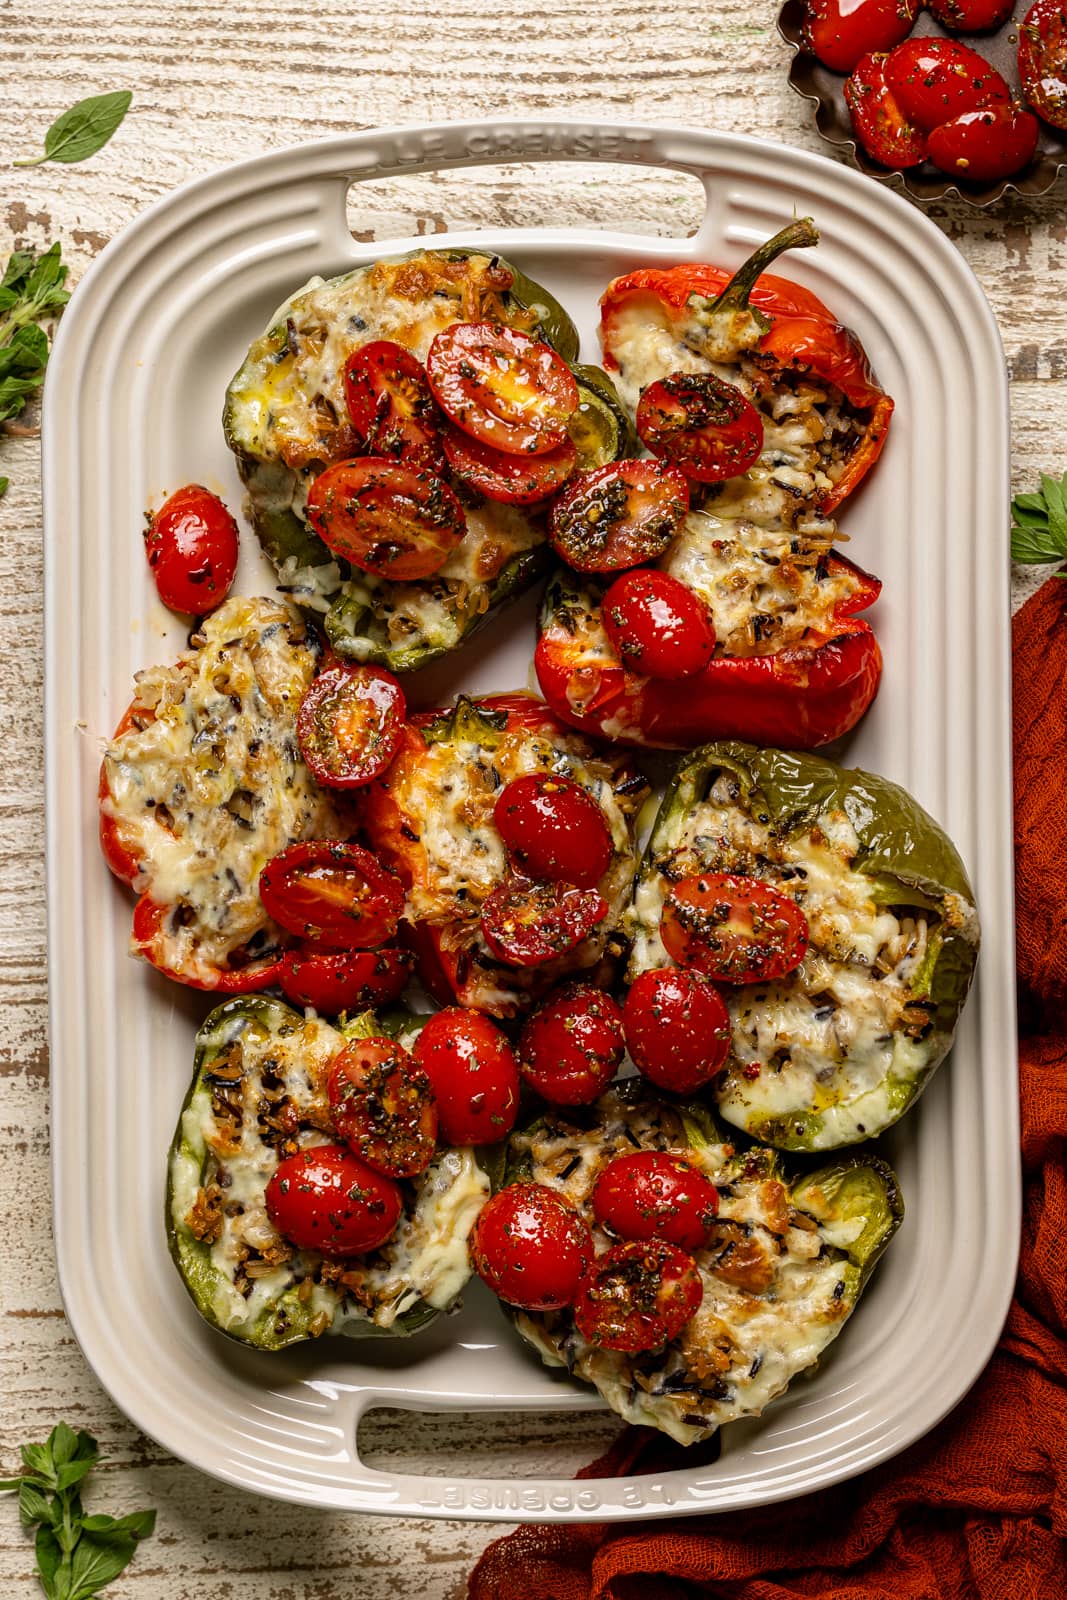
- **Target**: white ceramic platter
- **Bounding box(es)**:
[44,119,1018,1520]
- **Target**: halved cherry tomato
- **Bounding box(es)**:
[927,103,1040,180]
[927,0,1013,31]
[883,38,1010,132]
[468,1183,593,1309]
[636,374,764,484]
[297,665,406,790]
[305,458,466,581]
[1019,0,1067,130]
[343,340,443,469]
[131,895,284,992]
[480,877,608,967]
[412,1008,520,1145]
[661,873,809,985]
[327,1037,437,1179]
[276,944,411,1013]
[845,52,928,168]
[265,1144,402,1256]
[492,773,613,889]
[259,841,404,949]
[549,461,690,574]
[574,1240,704,1353]
[622,967,732,1093]
[143,484,239,615]
[602,569,716,680]
[803,0,921,73]
[592,1152,719,1252]
[518,983,625,1105]
[425,323,578,456]
[440,421,577,504]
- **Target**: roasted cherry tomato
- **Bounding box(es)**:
[440,421,577,504]
[492,773,613,889]
[927,103,1041,180]
[636,374,764,484]
[518,983,625,1105]
[883,38,1010,131]
[412,1008,520,1145]
[927,0,1013,31]
[343,340,443,469]
[622,967,732,1093]
[131,895,284,992]
[602,568,716,680]
[426,322,578,457]
[305,458,466,581]
[468,1182,593,1310]
[276,944,411,1013]
[802,0,921,73]
[265,1143,403,1256]
[480,877,608,968]
[845,52,928,168]
[1019,0,1067,130]
[143,484,239,615]
[591,1152,719,1252]
[661,873,809,985]
[297,664,406,790]
[327,1037,437,1179]
[259,841,404,949]
[549,461,690,574]
[573,1240,704,1353]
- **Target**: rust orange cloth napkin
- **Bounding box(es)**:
[470,577,1067,1600]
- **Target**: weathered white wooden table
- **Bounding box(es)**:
[2,3,1062,1592]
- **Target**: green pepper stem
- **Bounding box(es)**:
[711,218,820,314]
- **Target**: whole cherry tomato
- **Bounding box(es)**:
[265,1143,403,1256]
[412,1008,521,1145]
[573,1240,704,1352]
[549,461,690,574]
[440,422,577,505]
[518,983,625,1105]
[591,1152,719,1251]
[143,484,239,615]
[845,52,929,168]
[622,967,732,1093]
[927,103,1040,180]
[305,458,466,581]
[636,374,764,484]
[927,0,1013,32]
[661,873,809,985]
[883,38,1010,131]
[803,0,921,73]
[259,841,405,949]
[601,568,716,680]
[297,664,406,789]
[426,323,578,456]
[327,1037,437,1179]
[492,773,613,889]
[343,340,443,469]
[276,944,411,1013]
[480,877,608,967]
[1019,0,1067,131]
[468,1183,593,1309]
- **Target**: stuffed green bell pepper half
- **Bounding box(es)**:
[167,995,490,1350]
[505,1083,902,1445]
[223,248,633,674]
[628,741,980,1151]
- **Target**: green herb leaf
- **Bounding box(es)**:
[1011,468,1067,565]
[21,1443,56,1484]
[13,92,132,169]
[68,1531,137,1599]
[55,1459,95,1494]
[80,1510,156,1541]
[35,1526,62,1595]
[0,478,9,498]
[19,1479,53,1529]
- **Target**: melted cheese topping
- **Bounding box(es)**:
[511,1090,864,1445]
[101,597,349,974]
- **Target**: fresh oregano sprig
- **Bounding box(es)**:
[12,92,132,169]
[0,1423,156,1599]
[0,242,70,496]
[1011,468,1067,574]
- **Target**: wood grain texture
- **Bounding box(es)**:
[0,1,1062,1591]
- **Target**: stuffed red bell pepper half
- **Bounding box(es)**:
[535,219,893,750]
